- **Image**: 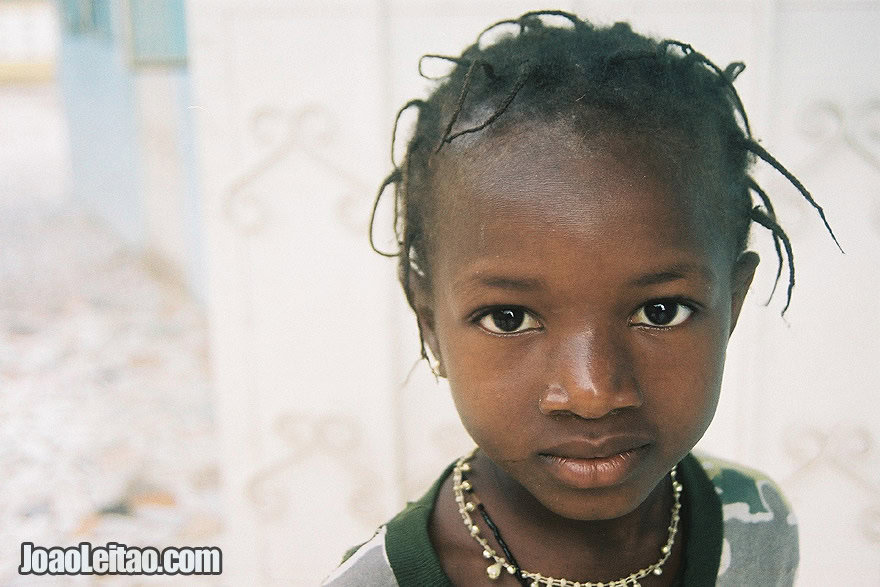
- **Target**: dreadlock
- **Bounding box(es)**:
[369,11,840,352]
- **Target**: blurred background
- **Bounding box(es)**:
[0,0,878,585]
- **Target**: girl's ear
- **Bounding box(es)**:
[409,276,446,377]
[729,251,760,335]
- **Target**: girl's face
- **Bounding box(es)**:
[415,124,758,521]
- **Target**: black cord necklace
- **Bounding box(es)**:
[476,501,531,587]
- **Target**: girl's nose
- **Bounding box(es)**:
[538,329,642,419]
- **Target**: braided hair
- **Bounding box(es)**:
[370,11,840,358]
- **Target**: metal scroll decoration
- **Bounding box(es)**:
[223,104,370,236]
[798,100,880,173]
[246,411,384,526]
[784,423,880,543]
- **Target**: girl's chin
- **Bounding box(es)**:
[535,486,651,522]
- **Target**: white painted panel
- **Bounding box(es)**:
[750,3,880,583]
[188,1,398,583]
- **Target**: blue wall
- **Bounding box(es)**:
[57,13,144,244]
[56,0,205,301]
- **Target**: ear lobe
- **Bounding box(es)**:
[729,251,760,335]
[418,309,446,378]
[410,276,446,377]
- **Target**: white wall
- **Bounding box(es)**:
[186,0,880,583]
[0,0,58,82]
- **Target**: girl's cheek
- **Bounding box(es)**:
[448,343,537,402]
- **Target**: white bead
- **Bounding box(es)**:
[487,562,503,580]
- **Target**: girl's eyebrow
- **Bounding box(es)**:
[455,264,714,292]
[627,263,715,287]
[456,275,547,292]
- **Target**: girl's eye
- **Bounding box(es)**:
[631,300,694,328]
[477,308,542,334]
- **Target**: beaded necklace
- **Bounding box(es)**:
[452,450,682,587]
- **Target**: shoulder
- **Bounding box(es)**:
[322,462,456,587]
[692,453,799,586]
[321,526,398,587]
[321,500,438,587]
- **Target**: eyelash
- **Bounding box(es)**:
[472,298,698,335]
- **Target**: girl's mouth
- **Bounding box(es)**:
[537,445,649,489]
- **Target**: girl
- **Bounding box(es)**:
[325,10,838,587]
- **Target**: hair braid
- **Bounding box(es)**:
[749,207,796,314]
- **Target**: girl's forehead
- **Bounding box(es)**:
[426,127,729,275]
[432,118,702,201]
[431,125,699,223]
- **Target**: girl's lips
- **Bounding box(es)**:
[537,445,649,489]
